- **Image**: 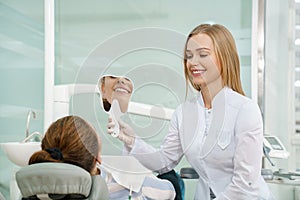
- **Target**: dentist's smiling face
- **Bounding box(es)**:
[100,76,133,113]
[185,33,221,88]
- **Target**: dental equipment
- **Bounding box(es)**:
[128,185,132,200]
[263,144,275,166]
[263,135,290,159]
[26,110,36,137]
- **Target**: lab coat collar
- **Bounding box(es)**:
[199,87,228,158]
[196,86,228,108]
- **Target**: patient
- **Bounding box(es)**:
[29,115,176,200]
[29,115,101,175]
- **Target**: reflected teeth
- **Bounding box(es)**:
[115,88,129,93]
[192,69,205,74]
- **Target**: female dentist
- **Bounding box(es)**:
[107,24,274,200]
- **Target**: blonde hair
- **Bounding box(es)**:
[183,24,245,95]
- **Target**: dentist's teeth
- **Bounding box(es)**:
[115,88,129,93]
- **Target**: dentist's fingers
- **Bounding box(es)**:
[107,121,115,129]
[107,127,114,135]
[107,121,114,129]
[107,116,115,128]
[107,116,116,135]
[108,116,112,123]
[106,117,135,147]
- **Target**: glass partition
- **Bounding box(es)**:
[0,1,44,199]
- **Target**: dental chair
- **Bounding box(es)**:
[158,167,216,200]
[15,163,109,200]
[157,169,185,200]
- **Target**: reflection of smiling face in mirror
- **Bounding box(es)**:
[99,76,133,113]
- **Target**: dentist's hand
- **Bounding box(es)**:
[107,116,135,147]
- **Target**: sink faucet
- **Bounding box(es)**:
[22,131,43,143]
[26,110,36,137]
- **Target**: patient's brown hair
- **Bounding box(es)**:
[29,115,100,174]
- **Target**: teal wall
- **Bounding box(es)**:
[0,1,44,198]
[0,0,253,199]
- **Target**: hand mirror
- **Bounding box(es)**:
[97,75,134,137]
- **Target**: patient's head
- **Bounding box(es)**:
[29,115,101,175]
[98,75,133,113]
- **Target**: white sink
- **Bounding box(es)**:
[1,142,41,166]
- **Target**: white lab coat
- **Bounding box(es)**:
[125,87,273,200]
